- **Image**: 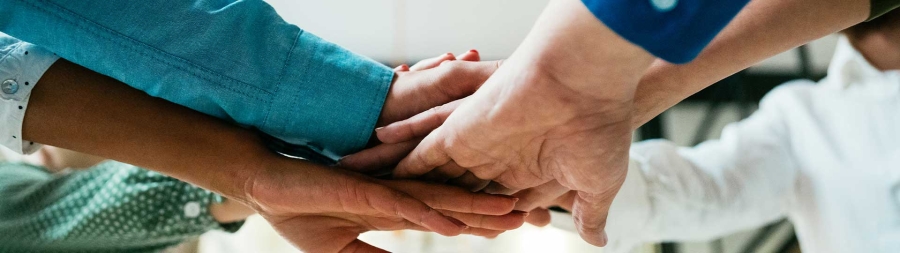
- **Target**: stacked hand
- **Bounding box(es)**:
[245,154,526,252]
[345,0,656,247]
[237,50,527,252]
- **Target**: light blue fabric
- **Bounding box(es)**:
[0,0,394,161]
[581,0,750,63]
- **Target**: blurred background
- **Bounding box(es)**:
[193,0,838,252]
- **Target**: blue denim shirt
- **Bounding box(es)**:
[582,0,749,63]
[0,0,393,162]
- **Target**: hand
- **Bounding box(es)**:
[378,50,501,127]
[358,0,655,246]
[344,51,501,174]
[243,153,526,252]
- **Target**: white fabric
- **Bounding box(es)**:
[605,36,900,253]
[0,33,59,154]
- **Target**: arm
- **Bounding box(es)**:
[631,0,869,128]
[22,58,524,252]
[0,161,242,252]
[602,88,802,251]
[0,0,498,162]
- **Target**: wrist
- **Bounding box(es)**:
[197,128,276,206]
[511,0,654,101]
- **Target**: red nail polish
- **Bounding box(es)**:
[469,49,478,54]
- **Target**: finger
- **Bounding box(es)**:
[427,160,469,181]
[554,191,577,212]
[403,222,508,239]
[365,183,465,236]
[442,210,528,231]
[483,181,517,195]
[432,60,503,99]
[572,191,617,247]
[525,208,552,227]
[419,165,456,183]
[406,223,506,239]
[394,64,410,72]
[266,215,374,253]
[341,239,390,253]
[455,49,481,62]
[465,228,505,239]
[394,130,451,179]
[376,99,462,144]
[510,181,569,211]
[410,53,456,71]
[382,179,518,215]
[340,138,421,174]
[447,171,491,192]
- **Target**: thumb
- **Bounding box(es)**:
[377,99,462,144]
[394,129,451,179]
[340,139,420,174]
[572,191,617,247]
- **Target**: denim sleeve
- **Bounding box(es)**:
[0,0,393,161]
[581,0,750,64]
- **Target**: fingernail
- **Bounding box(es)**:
[601,231,609,246]
[375,127,385,132]
[449,217,468,228]
[469,49,478,54]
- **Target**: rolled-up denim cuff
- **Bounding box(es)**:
[264,31,393,161]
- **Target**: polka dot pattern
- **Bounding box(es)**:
[0,161,243,252]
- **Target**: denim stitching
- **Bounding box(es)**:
[22,0,271,101]
[287,32,322,138]
[262,30,302,132]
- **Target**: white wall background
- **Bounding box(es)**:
[264,0,839,74]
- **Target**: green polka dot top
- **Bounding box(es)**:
[0,161,243,252]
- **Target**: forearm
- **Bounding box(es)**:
[0,0,393,160]
[522,0,655,101]
[22,59,270,200]
[631,0,869,128]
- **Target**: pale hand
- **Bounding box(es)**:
[373,0,655,246]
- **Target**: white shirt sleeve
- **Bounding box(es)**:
[0,32,60,154]
[604,88,801,252]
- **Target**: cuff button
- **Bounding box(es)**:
[651,0,677,12]
[2,79,18,95]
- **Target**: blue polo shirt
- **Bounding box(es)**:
[582,0,750,63]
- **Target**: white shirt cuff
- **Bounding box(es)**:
[603,157,654,253]
[0,37,59,154]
